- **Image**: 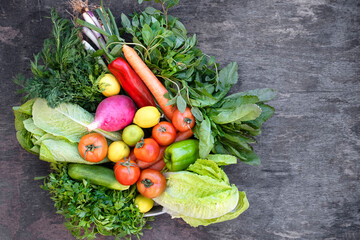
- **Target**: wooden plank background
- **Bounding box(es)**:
[0,0,359,239]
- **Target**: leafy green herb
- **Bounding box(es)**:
[15,9,105,112]
[41,163,152,240]
[116,3,276,165]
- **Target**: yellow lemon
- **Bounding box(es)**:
[133,106,161,128]
[135,195,154,213]
[107,141,130,162]
[99,74,121,97]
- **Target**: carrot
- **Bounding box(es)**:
[174,129,194,142]
[122,44,175,119]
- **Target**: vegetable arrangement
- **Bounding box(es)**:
[13,0,275,239]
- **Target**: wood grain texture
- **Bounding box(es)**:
[0,0,359,239]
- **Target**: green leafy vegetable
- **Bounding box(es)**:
[15,10,105,112]
[180,191,249,227]
[154,159,248,226]
[206,154,237,166]
[41,163,152,240]
[32,98,121,142]
[118,4,276,165]
[13,99,119,164]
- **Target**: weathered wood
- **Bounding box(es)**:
[0,0,359,239]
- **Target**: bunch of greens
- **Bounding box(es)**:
[116,1,276,165]
[15,9,105,112]
[13,98,121,163]
[41,163,152,240]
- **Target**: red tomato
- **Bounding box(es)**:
[114,158,140,185]
[134,138,160,163]
[137,169,167,198]
[172,108,195,132]
[148,159,166,171]
[137,146,166,169]
[152,121,177,146]
[78,133,108,162]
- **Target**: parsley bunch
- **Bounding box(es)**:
[41,163,152,240]
[15,10,105,112]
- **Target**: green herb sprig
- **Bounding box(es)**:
[41,163,152,240]
[120,2,276,165]
[15,9,105,112]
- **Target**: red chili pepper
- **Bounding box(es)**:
[108,57,156,108]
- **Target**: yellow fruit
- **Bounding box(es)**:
[135,195,154,213]
[133,106,161,128]
[107,141,130,162]
[99,74,121,97]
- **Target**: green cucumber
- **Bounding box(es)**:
[68,163,129,191]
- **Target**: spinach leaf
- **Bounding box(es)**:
[217,62,238,91]
[244,103,275,129]
[198,116,214,158]
[209,104,262,124]
[224,88,276,102]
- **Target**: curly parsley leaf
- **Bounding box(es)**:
[41,163,152,240]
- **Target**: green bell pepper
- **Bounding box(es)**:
[163,139,199,171]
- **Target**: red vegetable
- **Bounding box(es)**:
[114,158,140,186]
[78,133,108,163]
[87,95,136,132]
[108,57,155,108]
[152,122,177,146]
[148,158,166,171]
[134,138,160,163]
[174,129,194,142]
[172,108,196,132]
[137,169,166,198]
[137,146,166,169]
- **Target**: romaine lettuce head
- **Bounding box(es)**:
[154,159,249,226]
[155,171,239,219]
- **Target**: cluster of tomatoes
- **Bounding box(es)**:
[77,107,195,202]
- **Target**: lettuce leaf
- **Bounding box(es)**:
[207,154,237,166]
[39,138,108,164]
[187,159,229,184]
[180,191,249,227]
[32,98,121,142]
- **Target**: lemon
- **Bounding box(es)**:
[107,141,130,162]
[135,195,154,213]
[122,125,144,147]
[133,106,161,128]
[99,74,121,97]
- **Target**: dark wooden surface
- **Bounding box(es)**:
[1,0,359,239]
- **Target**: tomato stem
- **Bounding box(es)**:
[158,124,167,133]
[136,138,145,149]
[84,144,102,160]
[141,178,154,188]
[119,157,138,175]
[183,117,192,129]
